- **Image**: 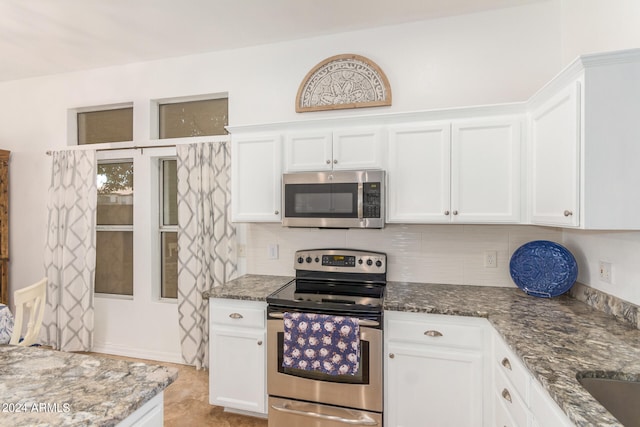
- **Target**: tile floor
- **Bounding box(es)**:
[91,353,268,427]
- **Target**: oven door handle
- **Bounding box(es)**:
[268,312,379,327]
[271,402,379,425]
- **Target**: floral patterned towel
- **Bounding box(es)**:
[282,312,360,376]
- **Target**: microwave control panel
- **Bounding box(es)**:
[363,182,381,218]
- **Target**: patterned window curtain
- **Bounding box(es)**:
[41,150,97,351]
[177,141,237,369]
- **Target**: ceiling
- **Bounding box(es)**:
[0,0,546,83]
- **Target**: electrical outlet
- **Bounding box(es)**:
[599,261,612,284]
[484,251,497,268]
[267,244,279,260]
[237,244,246,257]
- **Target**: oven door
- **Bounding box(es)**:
[267,314,383,413]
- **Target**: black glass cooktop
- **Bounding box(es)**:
[267,278,385,314]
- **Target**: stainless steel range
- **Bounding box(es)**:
[266,248,386,427]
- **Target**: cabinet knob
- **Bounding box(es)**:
[501,388,512,403]
[452,210,459,216]
[257,340,263,346]
[333,159,338,164]
[228,312,243,319]
[501,357,512,371]
[274,210,279,215]
[424,330,443,337]
[564,210,573,217]
[444,210,450,216]
[326,159,331,164]
[388,353,395,359]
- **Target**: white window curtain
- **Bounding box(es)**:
[41,150,97,351]
[177,141,237,369]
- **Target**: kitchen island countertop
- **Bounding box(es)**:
[211,274,640,427]
[0,345,178,426]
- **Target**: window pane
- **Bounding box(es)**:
[161,232,178,299]
[95,231,133,295]
[159,98,228,139]
[162,160,178,226]
[78,108,133,145]
[97,162,134,225]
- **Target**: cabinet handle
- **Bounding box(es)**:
[333,159,338,164]
[228,312,243,319]
[501,357,512,371]
[452,210,459,216]
[257,340,263,346]
[501,388,512,403]
[444,210,450,216]
[424,330,443,337]
[274,210,279,215]
[389,353,395,359]
[564,210,573,217]
[326,159,331,164]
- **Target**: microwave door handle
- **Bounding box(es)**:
[357,183,364,220]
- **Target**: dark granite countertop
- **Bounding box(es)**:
[0,345,178,426]
[209,274,640,426]
[204,274,292,301]
[386,281,640,427]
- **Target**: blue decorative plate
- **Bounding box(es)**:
[509,240,578,298]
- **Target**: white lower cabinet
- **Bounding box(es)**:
[384,311,488,427]
[492,330,573,427]
[209,299,267,415]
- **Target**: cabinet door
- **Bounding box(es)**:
[209,327,266,414]
[451,118,521,223]
[530,82,580,227]
[284,131,333,172]
[231,134,282,222]
[332,128,383,170]
[387,123,451,223]
[386,343,483,427]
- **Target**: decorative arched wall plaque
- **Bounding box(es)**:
[296,54,392,113]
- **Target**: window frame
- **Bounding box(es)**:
[150,92,228,140]
[68,102,134,147]
[159,157,178,300]
[95,156,135,299]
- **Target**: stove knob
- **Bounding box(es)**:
[376,260,382,268]
[306,257,312,263]
[297,257,304,264]
[315,257,320,263]
[358,259,363,265]
[366,259,373,266]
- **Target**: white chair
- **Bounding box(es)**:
[10,277,47,346]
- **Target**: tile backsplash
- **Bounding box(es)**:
[238,223,562,287]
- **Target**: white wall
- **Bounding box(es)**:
[242,224,562,287]
[556,0,640,307]
[560,0,640,65]
[0,1,568,361]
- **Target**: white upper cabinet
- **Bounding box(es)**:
[231,133,282,222]
[387,123,451,223]
[451,118,521,223]
[528,49,640,229]
[530,81,581,227]
[284,128,383,172]
[387,116,521,224]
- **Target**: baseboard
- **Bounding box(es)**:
[92,342,185,365]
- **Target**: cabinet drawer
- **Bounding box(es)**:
[493,333,529,401]
[494,389,520,427]
[494,367,530,427]
[210,299,266,329]
[386,312,485,350]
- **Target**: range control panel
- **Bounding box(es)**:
[294,249,386,273]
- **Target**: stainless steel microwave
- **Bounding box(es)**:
[282,170,385,228]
